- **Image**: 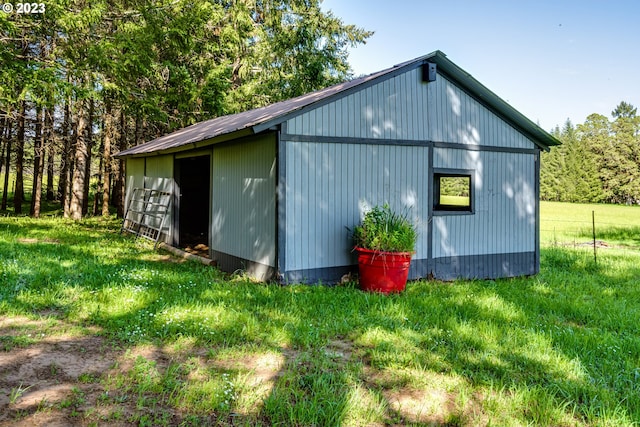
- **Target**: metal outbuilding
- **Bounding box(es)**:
[115,50,560,283]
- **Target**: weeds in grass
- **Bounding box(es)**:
[0,335,35,351]
[60,387,86,411]
[78,372,99,384]
[9,383,34,404]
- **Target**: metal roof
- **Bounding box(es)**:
[115,50,560,158]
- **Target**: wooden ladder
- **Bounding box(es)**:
[121,188,172,248]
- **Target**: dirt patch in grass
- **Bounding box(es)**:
[0,316,291,425]
[16,238,61,245]
[384,387,455,424]
[323,338,354,363]
[212,350,290,416]
[362,366,489,425]
[1,316,490,426]
[382,387,486,425]
[213,351,288,386]
[0,317,119,426]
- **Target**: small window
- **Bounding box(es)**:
[433,170,474,213]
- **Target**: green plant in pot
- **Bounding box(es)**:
[352,204,417,294]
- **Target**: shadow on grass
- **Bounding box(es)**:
[0,314,248,426]
[0,196,64,217]
[480,247,640,420]
[1,216,357,425]
[330,246,640,424]
[2,215,640,424]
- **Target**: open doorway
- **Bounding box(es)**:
[175,155,211,257]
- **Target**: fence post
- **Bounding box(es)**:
[592,210,597,265]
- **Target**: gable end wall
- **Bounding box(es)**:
[286,67,537,151]
[280,66,539,283]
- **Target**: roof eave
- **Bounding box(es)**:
[114,50,560,157]
[429,51,561,151]
[114,127,255,158]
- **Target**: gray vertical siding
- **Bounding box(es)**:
[144,155,174,191]
[281,65,540,282]
[125,156,173,244]
[432,148,536,258]
[125,158,145,212]
[123,60,543,282]
[211,135,276,275]
[286,68,535,150]
[283,141,429,276]
[143,155,174,242]
[287,69,430,141]
[427,76,534,150]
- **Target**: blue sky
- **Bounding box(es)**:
[321,0,640,131]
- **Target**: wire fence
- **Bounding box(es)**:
[540,210,640,262]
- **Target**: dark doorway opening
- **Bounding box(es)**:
[175,155,210,257]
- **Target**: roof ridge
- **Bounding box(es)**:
[116,50,559,158]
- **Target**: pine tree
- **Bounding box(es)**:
[609,102,640,204]
[1,0,371,217]
[577,113,611,202]
[540,125,565,201]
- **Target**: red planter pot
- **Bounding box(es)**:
[355,247,413,294]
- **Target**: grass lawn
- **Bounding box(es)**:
[0,202,639,425]
[439,194,470,206]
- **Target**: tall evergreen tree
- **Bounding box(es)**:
[1,0,371,218]
[577,113,612,202]
[612,101,637,119]
[540,125,566,201]
[13,100,25,213]
[542,119,605,203]
[609,102,640,204]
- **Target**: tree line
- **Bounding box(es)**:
[0,0,371,219]
[541,101,640,205]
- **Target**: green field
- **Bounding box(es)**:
[0,202,639,426]
[541,201,640,249]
